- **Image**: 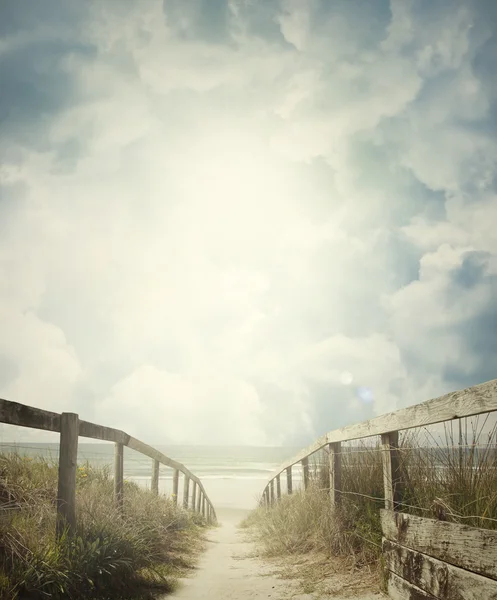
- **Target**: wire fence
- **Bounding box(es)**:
[294,413,497,532]
[0,441,189,503]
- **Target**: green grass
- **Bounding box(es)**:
[0,454,207,600]
[243,417,497,575]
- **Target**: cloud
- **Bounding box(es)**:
[95,365,267,445]
[0,0,496,445]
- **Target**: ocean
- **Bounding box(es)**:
[0,443,303,510]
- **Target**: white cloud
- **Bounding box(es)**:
[95,365,267,445]
[1,0,496,446]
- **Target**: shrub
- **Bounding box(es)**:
[0,453,206,600]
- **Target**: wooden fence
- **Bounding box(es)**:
[0,398,217,536]
[260,378,497,600]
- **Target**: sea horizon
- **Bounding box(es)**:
[0,442,303,510]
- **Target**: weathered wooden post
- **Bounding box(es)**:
[172,469,179,505]
[302,456,309,490]
[381,431,402,511]
[328,442,341,506]
[183,474,190,509]
[276,474,281,500]
[114,441,124,513]
[56,412,79,538]
[270,478,275,505]
[191,481,197,510]
[196,488,202,513]
[151,459,159,495]
[286,466,292,495]
[202,495,206,518]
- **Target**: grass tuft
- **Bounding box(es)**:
[0,454,207,600]
[243,417,497,592]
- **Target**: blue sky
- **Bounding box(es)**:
[0,0,496,445]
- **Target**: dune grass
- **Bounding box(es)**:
[243,417,497,575]
[0,453,207,600]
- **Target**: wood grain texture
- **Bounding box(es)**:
[384,539,497,600]
[381,510,497,581]
[56,413,79,538]
[173,469,179,504]
[328,442,341,506]
[79,420,128,444]
[286,466,292,495]
[114,442,124,513]
[0,398,218,521]
[151,459,159,495]
[302,457,309,490]
[270,379,497,478]
[191,481,197,511]
[183,475,190,509]
[388,571,437,600]
[381,431,402,511]
[0,398,60,432]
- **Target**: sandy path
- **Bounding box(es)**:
[167,509,383,600]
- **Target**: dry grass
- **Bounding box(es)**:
[243,416,497,595]
[0,454,207,600]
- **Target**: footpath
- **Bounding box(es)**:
[167,509,384,600]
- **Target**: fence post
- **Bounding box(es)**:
[276,474,281,500]
[302,456,309,490]
[56,412,79,538]
[173,469,179,505]
[183,474,190,509]
[191,481,197,510]
[196,488,202,513]
[286,466,292,494]
[270,479,275,505]
[151,459,159,495]
[114,442,124,513]
[328,442,342,506]
[381,431,402,510]
[202,495,206,518]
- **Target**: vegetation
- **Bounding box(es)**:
[243,417,497,578]
[0,454,207,600]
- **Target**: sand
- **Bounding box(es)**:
[166,509,385,600]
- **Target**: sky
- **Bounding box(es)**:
[0,0,496,447]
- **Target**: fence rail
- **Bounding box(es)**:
[0,398,217,534]
[260,378,497,599]
[261,377,497,506]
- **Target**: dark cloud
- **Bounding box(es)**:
[0,40,95,150]
[310,0,392,51]
[443,301,497,389]
[162,0,231,44]
[232,2,291,46]
[422,252,497,391]
[0,0,94,159]
[447,252,497,388]
[452,251,491,289]
[0,0,88,36]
